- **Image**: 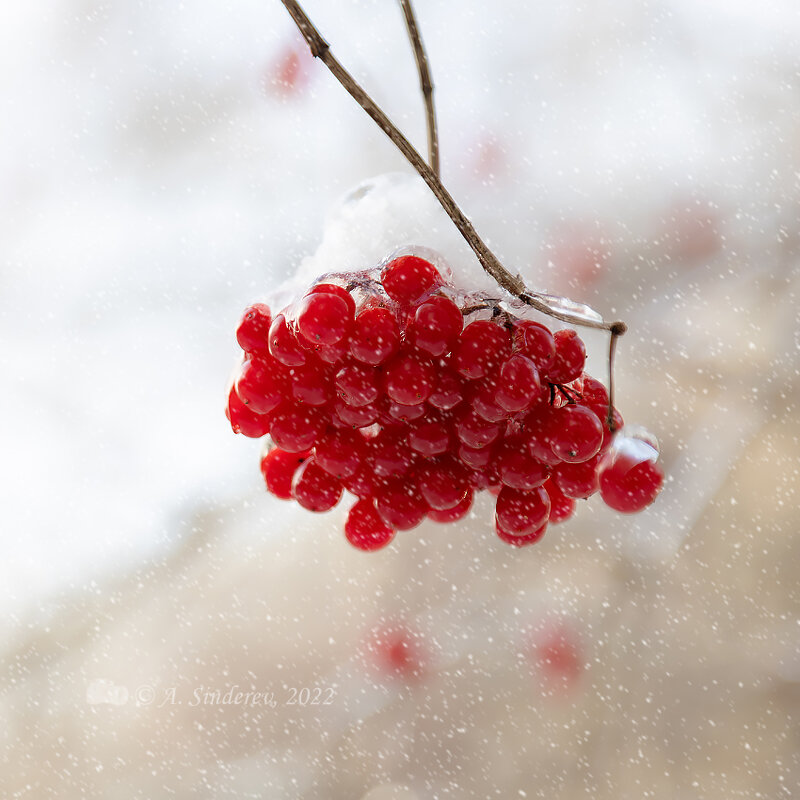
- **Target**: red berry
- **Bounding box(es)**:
[375,480,428,530]
[428,368,465,410]
[455,408,502,449]
[495,354,543,413]
[235,355,286,415]
[349,306,401,365]
[553,456,600,499]
[426,490,473,523]
[270,406,325,452]
[314,429,365,479]
[335,362,379,407]
[292,457,343,512]
[334,399,379,428]
[548,404,604,463]
[580,375,609,406]
[290,360,333,407]
[381,255,442,306]
[513,320,555,371]
[308,282,356,317]
[495,519,548,547]
[455,319,511,379]
[369,626,426,679]
[545,329,586,383]
[471,379,510,423]
[384,353,436,406]
[495,486,550,536]
[498,446,550,491]
[296,292,352,346]
[408,419,451,457]
[417,457,468,510]
[226,385,273,438]
[343,463,375,499]
[597,437,663,513]
[408,295,463,356]
[544,479,575,523]
[268,313,307,367]
[458,442,494,470]
[260,448,308,499]
[386,401,427,423]
[345,499,395,551]
[370,431,414,477]
[236,303,272,353]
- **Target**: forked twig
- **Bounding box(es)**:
[398,0,439,177]
[278,0,627,386]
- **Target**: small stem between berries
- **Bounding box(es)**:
[398,0,439,178]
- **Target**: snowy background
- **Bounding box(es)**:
[2,0,799,797]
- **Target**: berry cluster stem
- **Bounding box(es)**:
[278,0,627,426]
[398,0,439,178]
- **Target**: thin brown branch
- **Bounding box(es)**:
[607,328,622,430]
[398,0,439,177]
[278,0,626,341]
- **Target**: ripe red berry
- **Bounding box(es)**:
[308,282,356,317]
[384,353,436,406]
[544,479,575,523]
[296,291,353,346]
[292,457,343,512]
[235,355,286,415]
[236,303,272,353]
[580,374,609,406]
[456,408,502,449]
[471,379,510,423]
[495,519,547,547]
[408,419,451,457]
[376,479,428,530]
[270,406,325,452]
[408,295,463,356]
[495,486,550,536]
[455,319,511,379]
[495,354,543,413]
[290,360,333,407]
[335,362,380,407]
[260,448,308,499]
[548,404,604,463]
[345,499,395,551]
[513,320,555,371]
[545,329,586,383]
[553,455,601,499]
[334,399,379,428]
[428,368,465,410]
[226,385,274,438]
[370,430,414,477]
[343,463,375,498]
[428,489,473,523]
[597,437,664,513]
[498,447,550,491]
[314,429,365,479]
[458,442,494,470]
[417,457,468,510]
[381,255,442,306]
[268,313,307,367]
[349,306,401,365]
[386,401,427,423]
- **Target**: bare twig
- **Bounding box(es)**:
[278,0,627,349]
[398,0,439,177]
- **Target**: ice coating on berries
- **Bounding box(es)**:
[228,249,662,550]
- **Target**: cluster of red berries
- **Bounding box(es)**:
[226,253,663,551]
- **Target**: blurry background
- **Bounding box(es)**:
[1,0,799,797]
